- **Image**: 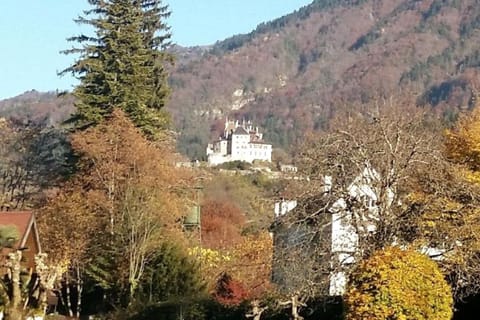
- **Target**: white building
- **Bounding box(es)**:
[274,199,298,218]
[272,168,393,296]
[327,167,389,295]
[206,118,272,166]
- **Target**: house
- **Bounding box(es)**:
[206,118,272,166]
[271,196,333,296]
[0,211,42,270]
[272,167,393,296]
[274,199,297,218]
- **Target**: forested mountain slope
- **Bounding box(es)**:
[3,0,480,159]
[169,0,480,158]
[0,90,74,126]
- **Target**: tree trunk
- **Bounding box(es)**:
[291,294,304,320]
[35,253,62,319]
[4,251,23,320]
[75,266,83,318]
[65,274,73,317]
[246,299,266,320]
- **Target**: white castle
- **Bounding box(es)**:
[206,118,272,166]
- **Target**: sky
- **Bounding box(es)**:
[0,1,312,100]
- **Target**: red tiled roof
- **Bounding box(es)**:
[0,212,36,249]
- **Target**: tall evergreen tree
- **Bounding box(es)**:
[140,0,173,114]
[60,0,173,138]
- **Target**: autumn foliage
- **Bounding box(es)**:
[201,198,246,249]
[344,247,453,320]
[39,109,189,260]
[402,104,480,299]
[228,232,273,298]
[445,106,480,172]
[38,109,196,305]
[189,231,273,301]
[213,272,249,306]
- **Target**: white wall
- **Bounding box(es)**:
[207,153,232,166]
[230,135,272,163]
[274,200,297,218]
[207,127,272,165]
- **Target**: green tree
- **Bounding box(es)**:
[344,247,453,320]
[61,0,173,138]
[136,242,205,305]
[140,0,173,112]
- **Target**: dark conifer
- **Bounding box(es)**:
[60,0,173,138]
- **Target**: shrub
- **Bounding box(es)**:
[135,242,206,304]
[217,160,252,171]
[213,272,249,306]
[201,198,246,249]
[344,246,453,320]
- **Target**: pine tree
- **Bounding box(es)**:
[140,0,173,116]
[60,0,173,138]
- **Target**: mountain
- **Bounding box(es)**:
[168,0,480,159]
[2,0,480,159]
[0,90,74,126]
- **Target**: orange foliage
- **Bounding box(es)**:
[229,232,273,298]
[201,198,246,249]
[37,189,97,267]
[38,109,194,266]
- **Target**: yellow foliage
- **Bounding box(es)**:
[188,246,231,266]
[445,107,480,169]
[228,231,273,296]
[345,247,453,320]
[188,246,231,286]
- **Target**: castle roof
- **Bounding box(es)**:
[233,127,249,135]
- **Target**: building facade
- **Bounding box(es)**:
[206,118,272,166]
[272,169,390,296]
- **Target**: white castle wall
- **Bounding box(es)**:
[206,119,272,165]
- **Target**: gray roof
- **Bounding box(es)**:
[233,127,249,135]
